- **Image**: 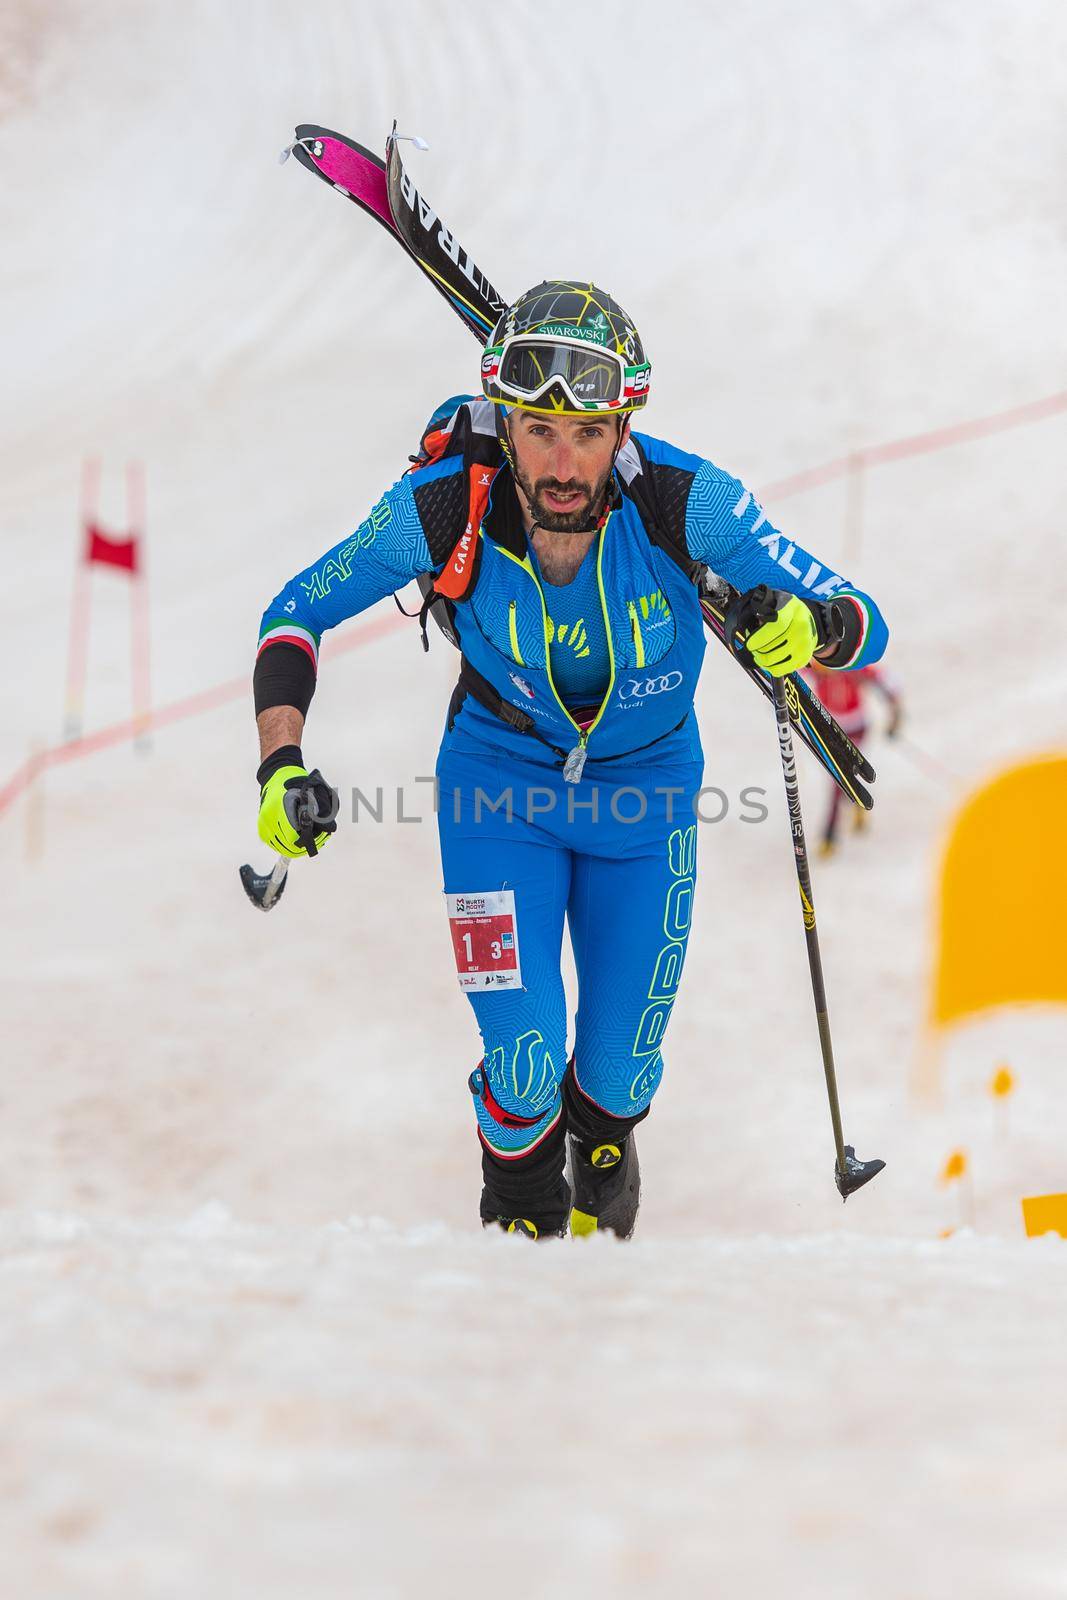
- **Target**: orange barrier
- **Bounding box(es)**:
[931,755,1067,1029]
[1022,1194,1067,1238]
[914,755,1067,1101]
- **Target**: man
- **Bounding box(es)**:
[253,281,888,1240]
[802,661,903,855]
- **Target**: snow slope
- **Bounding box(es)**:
[2,2,1066,1595]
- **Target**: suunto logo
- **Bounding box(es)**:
[508,671,535,700]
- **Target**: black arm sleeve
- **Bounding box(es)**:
[812,596,865,668]
[253,643,317,717]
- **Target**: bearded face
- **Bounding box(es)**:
[507,413,625,533]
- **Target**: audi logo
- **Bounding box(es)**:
[618,672,683,700]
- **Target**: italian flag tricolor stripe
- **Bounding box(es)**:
[837,594,870,668]
[257,621,319,668]
[477,1102,563,1161]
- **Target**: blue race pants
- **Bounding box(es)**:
[436,728,702,1208]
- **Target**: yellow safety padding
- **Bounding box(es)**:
[1021,1194,1067,1238]
[932,755,1067,1030]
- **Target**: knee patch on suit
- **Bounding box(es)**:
[468,1033,564,1158]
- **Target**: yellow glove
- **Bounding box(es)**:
[257,755,337,858]
[745,594,820,677]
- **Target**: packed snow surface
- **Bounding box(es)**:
[5,1211,1067,1599]
[3,2,1066,1596]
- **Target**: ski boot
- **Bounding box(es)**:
[480,1173,570,1240]
[567,1134,641,1239]
[480,1213,565,1240]
[472,1065,570,1239]
[478,1137,571,1240]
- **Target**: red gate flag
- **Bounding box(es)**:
[65,460,151,742]
[86,523,139,574]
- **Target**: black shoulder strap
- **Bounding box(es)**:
[619,437,706,587]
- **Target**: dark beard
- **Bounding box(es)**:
[511,459,614,534]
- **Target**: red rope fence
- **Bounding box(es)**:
[761,388,1067,501]
[1,610,408,818]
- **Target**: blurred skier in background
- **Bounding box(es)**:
[251,281,889,1240]
[803,661,902,856]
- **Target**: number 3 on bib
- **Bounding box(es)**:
[446,890,523,991]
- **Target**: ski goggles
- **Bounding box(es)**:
[483,335,651,413]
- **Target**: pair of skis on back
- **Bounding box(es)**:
[280,123,876,812]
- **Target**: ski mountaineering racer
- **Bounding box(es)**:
[253,281,889,1240]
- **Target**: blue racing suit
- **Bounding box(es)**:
[255,399,888,1217]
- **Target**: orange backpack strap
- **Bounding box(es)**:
[433,463,500,600]
[399,397,504,650]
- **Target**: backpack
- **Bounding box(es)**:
[399,393,500,651]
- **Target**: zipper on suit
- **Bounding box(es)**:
[497,516,617,783]
[627,600,646,668]
[508,600,524,664]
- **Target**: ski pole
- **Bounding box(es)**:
[741,586,885,1200]
[239,856,288,911]
[238,767,338,912]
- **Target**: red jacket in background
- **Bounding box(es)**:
[802,663,900,738]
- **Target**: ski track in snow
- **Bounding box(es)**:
[3,2,1067,1596]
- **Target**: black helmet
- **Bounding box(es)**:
[481,280,651,417]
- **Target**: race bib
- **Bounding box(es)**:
[446,890,522,990]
